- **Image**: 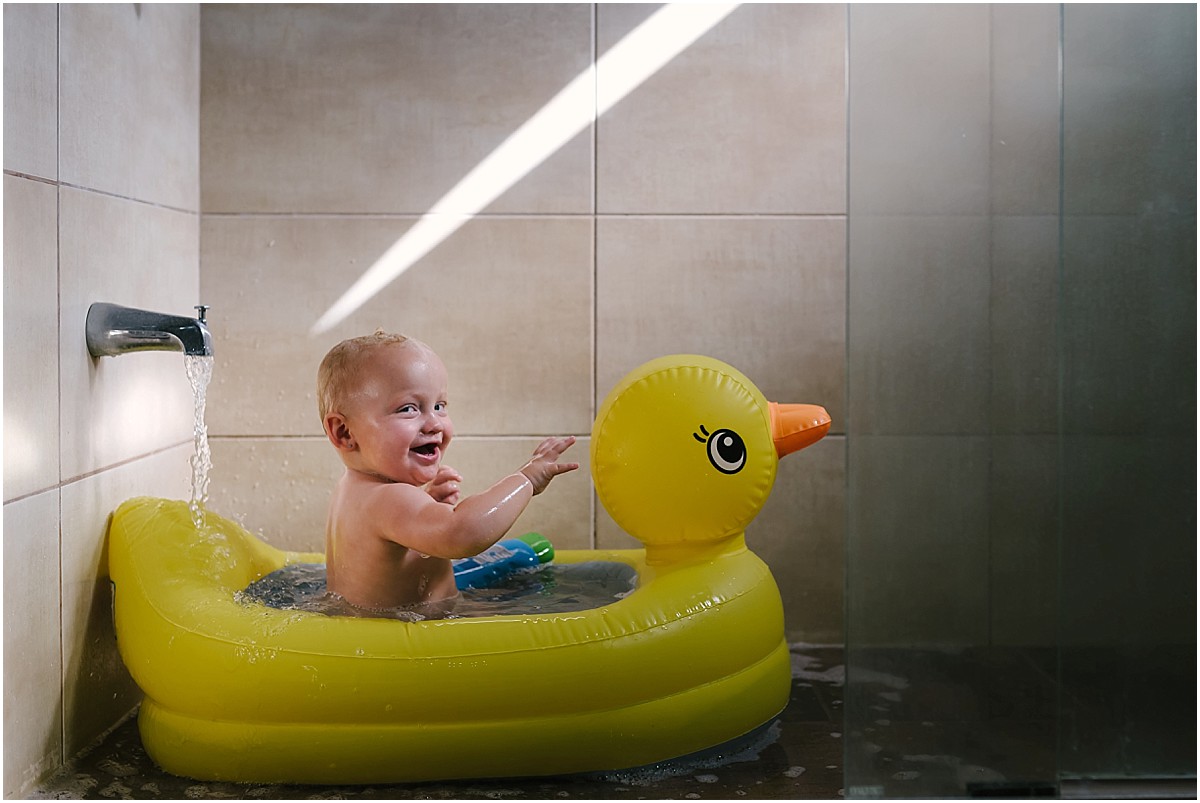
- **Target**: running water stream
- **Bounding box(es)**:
[185,355,214,530]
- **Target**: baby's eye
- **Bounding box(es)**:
[434,401,448,413]
[396,403,418,415]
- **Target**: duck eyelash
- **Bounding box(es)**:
[693,424,710,443]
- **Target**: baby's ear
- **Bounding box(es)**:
[323,412,357,452]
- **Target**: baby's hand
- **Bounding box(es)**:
[427,465,463,506]
[519,436,579,495]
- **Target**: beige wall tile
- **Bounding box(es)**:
[991,216,1058,435]
[1063,4,1196,217]
[1062,215,1195,437]
[59,188,198,480]
[847,435,990,647]
[60,446,192,758]
[201,4,592,214]
[596,216,845,432]
[990,4,1061,216]
[447,436,593,551]
[594,492,635,551]
[847,215,991,436]
[3,3,58,179]
[5,4,203,787]
[4,176,59,501]
[60,4,199,209]
[753,436,845,644]
[989,435,1057,646]
[1061,436,1194,647]
[201,215,592,438]
[844,5,1072,654]
[3,489,62,798]
[597,4,845,214]
[849,5,991,216]
[207,437,342,553]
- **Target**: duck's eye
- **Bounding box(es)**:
[706,429,746,474]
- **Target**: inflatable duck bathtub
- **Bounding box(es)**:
[109,355,831,784]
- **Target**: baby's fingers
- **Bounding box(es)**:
[435,465,464,483]
[551,460,580,476]
[537,435,577,458]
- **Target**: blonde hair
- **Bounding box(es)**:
[316,330,410,421]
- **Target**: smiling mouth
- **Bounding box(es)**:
[411,443,439,457]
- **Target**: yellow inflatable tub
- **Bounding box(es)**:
[110,497,788,784]
[109,355,830,784]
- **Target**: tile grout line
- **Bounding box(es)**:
[56,179,199,215]
[200,211,851,220]
[3,168,58,185]
[51,440,194,496]
[55,2,67,777]
[590,1,599,552]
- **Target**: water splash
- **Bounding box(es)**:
[185,355,213,530]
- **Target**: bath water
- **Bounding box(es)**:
[239,560,638,620]
[184,355,213,530]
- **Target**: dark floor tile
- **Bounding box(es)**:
[846,717,1057,798]
[784,682,837,723]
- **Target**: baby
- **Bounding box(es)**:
[317,332,578,616]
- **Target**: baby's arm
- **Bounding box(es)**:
[377,436,578,559]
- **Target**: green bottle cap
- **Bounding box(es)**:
[516,532,554,564]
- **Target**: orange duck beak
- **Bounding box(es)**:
[769,403,832,458]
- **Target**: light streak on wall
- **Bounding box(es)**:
[311,3,739,335]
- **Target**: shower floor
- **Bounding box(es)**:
[30,646,848,800]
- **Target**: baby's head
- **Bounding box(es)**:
[317,331,413,423]
[318,331,453,484]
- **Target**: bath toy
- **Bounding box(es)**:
[108,354,830,784]
[453,531,553,589]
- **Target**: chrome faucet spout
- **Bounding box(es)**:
[86,302,214,358]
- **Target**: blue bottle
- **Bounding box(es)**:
[453,532,554,590]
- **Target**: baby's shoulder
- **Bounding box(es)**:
[352,475,430,511]
[331,477,428,542]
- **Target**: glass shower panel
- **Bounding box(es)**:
[845,4,1061,797]
[1058,3,1197,785]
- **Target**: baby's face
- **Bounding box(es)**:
[343,343,454,486]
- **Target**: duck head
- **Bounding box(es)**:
[591,355,830,557]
